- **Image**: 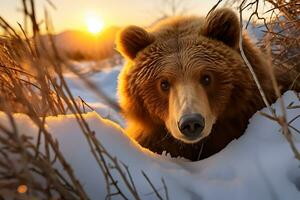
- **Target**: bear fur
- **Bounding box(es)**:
[116,8,295,161]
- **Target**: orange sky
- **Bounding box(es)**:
[1,0,223,33]
[0,0,270,34]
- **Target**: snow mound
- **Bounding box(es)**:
[0,91,300,200]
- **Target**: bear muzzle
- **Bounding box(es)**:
[178,113,205,140]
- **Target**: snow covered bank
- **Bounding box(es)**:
[0,91,299,200]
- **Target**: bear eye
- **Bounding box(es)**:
[200,74,212,86]
[160,80,170,91]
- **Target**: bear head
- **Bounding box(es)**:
[116,8,258,145]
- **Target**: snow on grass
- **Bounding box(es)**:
[0,91,299,200]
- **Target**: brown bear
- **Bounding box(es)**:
[116,8,294,161]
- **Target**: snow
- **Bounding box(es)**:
[0,65,300,200]
[64,64,124,126]
[64,64,121,103]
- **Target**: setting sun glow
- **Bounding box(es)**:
[86,13,104,34]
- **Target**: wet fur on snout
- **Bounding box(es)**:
[166,81,216,143]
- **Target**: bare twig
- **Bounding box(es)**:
[142,170,163,200]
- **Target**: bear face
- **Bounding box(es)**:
[116,8,277,160]
[121,35,246,144]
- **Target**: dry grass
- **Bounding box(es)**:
[0,0,167,199]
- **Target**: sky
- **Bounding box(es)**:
[0,0,222,33]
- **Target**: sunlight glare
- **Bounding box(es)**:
[86,12,104,34]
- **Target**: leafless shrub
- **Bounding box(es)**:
[159,0,188,17]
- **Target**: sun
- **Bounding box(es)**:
[85,13,104,34]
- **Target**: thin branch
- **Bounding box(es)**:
[142,170,164,200]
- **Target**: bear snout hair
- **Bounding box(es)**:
[116,8,297,161]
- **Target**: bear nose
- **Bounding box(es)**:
[178,114,205,138]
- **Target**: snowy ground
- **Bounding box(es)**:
[1,65,300,200]
[64,64,124,125]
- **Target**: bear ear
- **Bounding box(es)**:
[202,8,240,48]
[116,25,155,60]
